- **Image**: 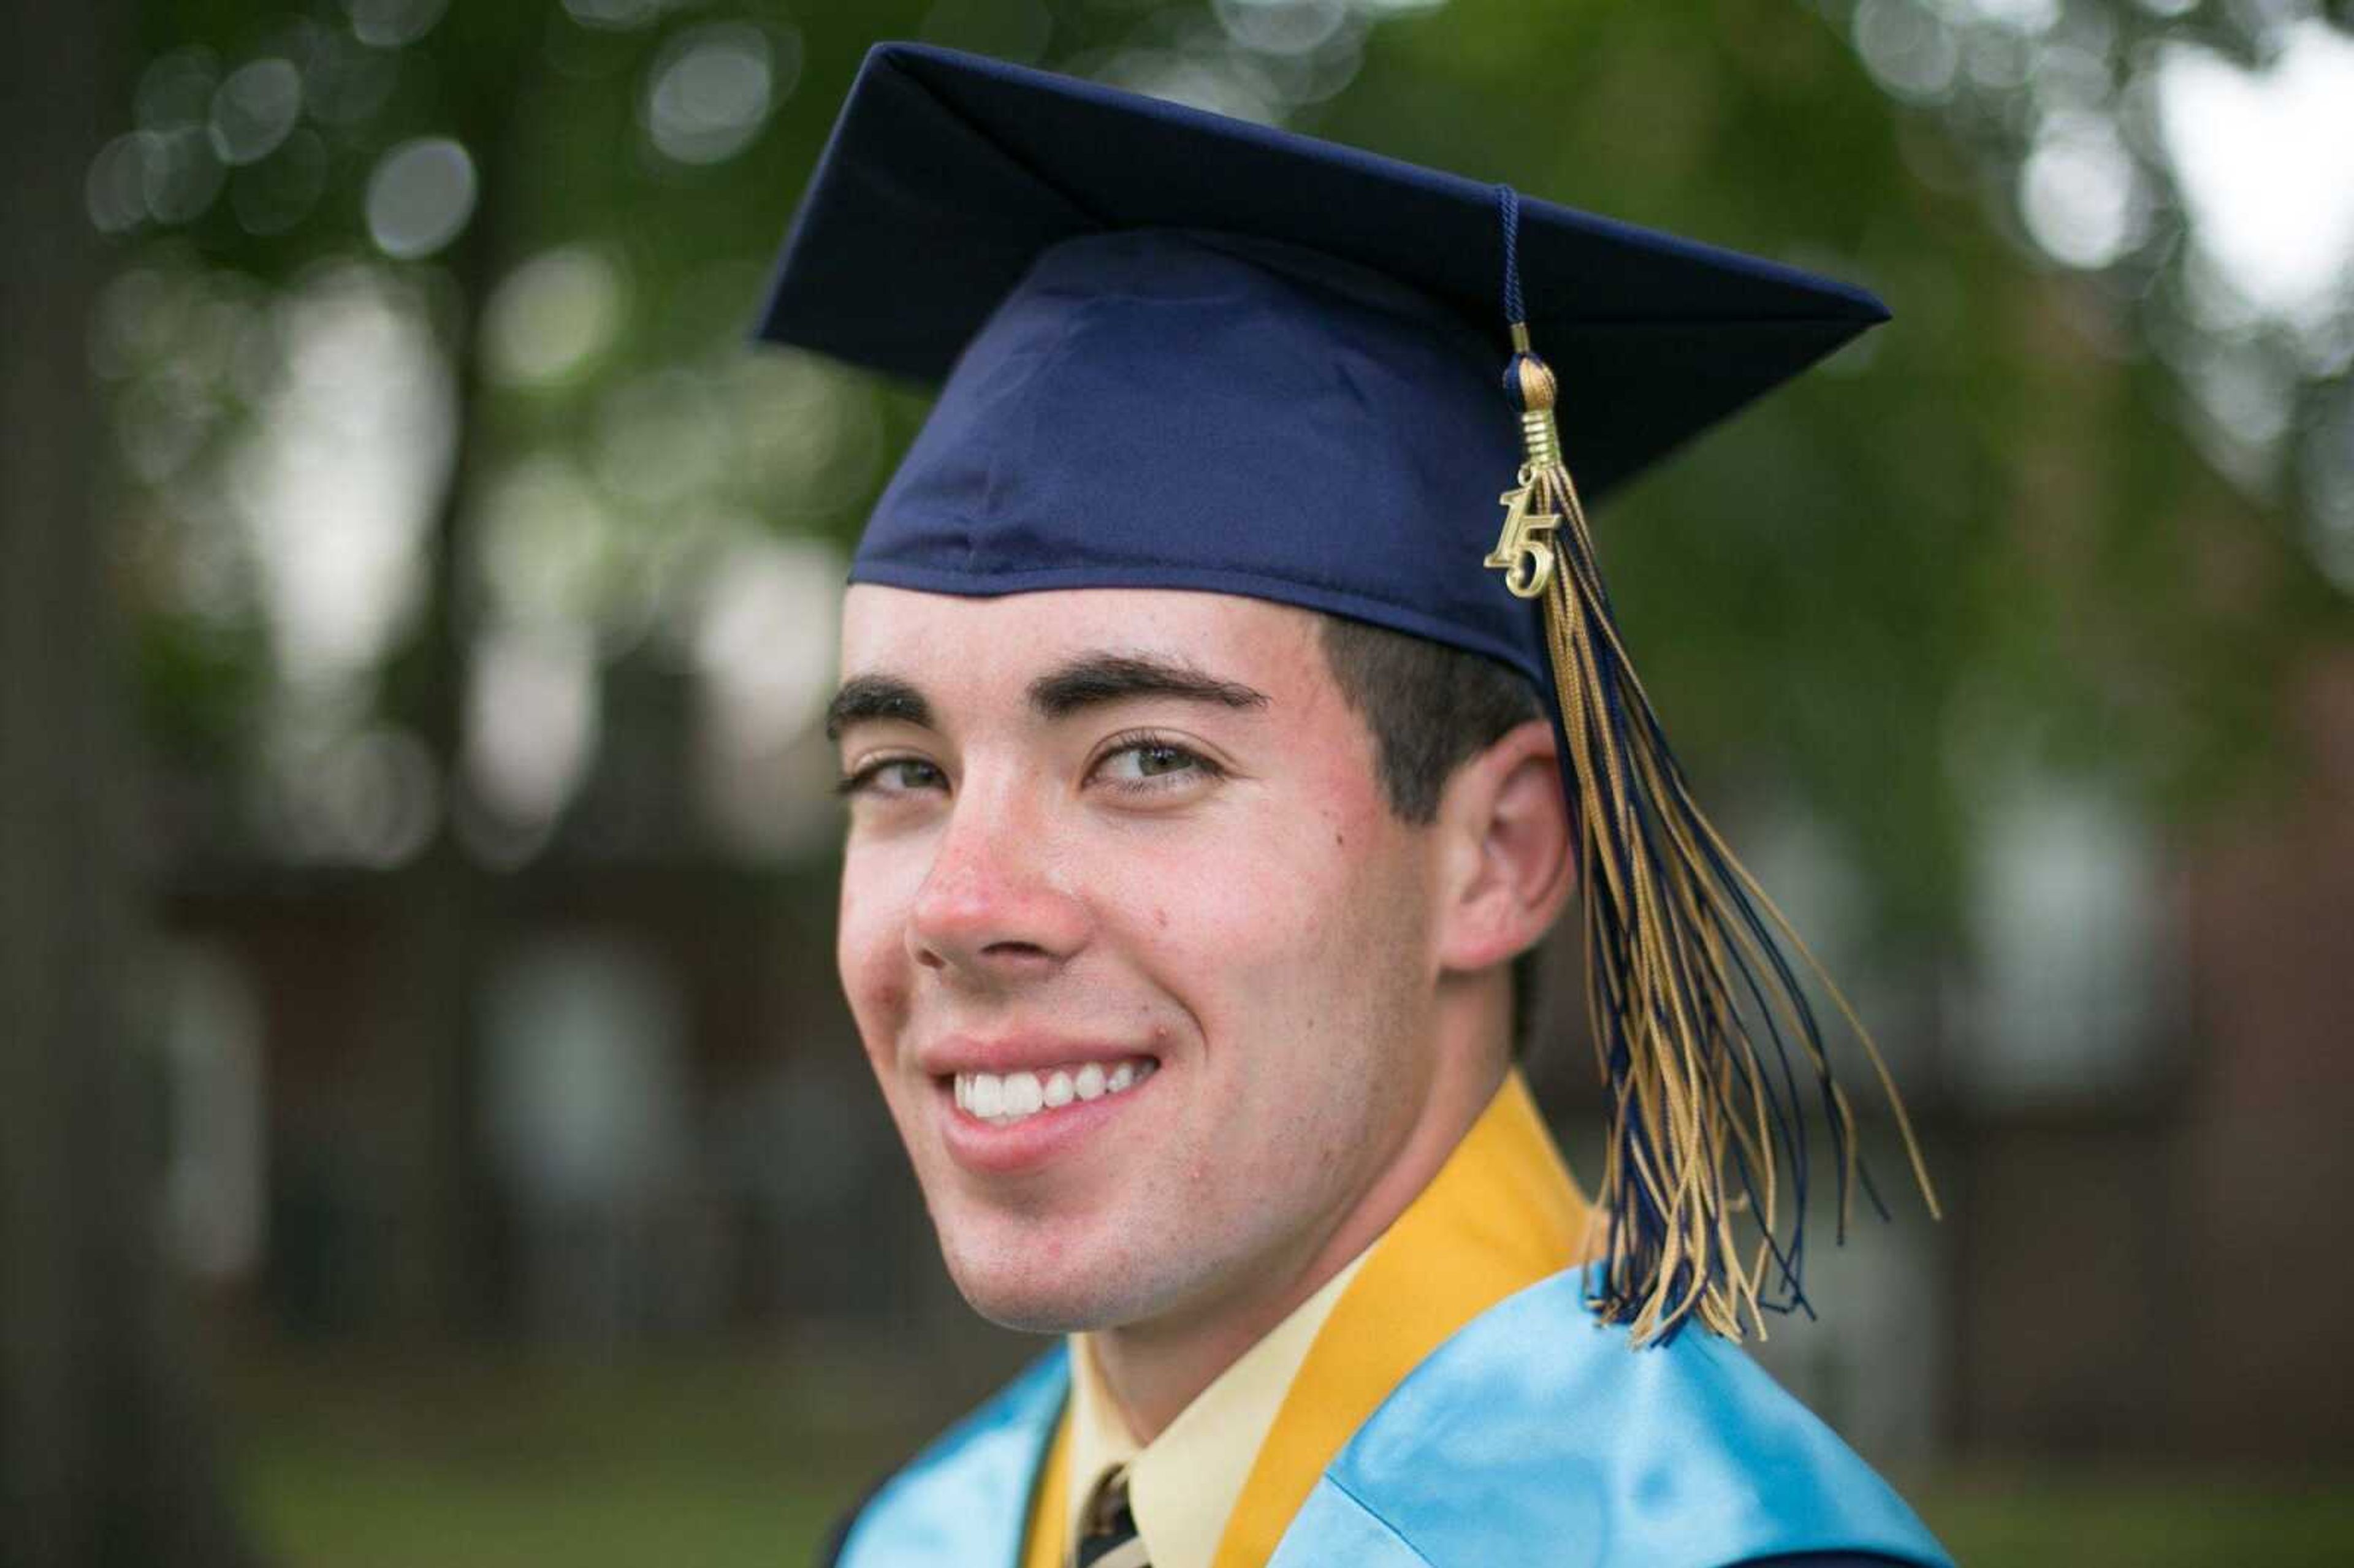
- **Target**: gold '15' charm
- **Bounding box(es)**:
[1485,478,1560,598]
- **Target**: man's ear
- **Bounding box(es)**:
[1432,718,1575,975]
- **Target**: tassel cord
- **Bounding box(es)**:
[1524,449,1940,1339]
[1544,495,1724,1333]
[1482,172,1941,1335]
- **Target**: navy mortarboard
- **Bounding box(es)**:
[766,42,1935,1350]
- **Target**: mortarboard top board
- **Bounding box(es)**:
[758,42,1887,505]
[757,42,1935,1347]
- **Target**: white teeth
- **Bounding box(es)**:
[954,1057,1152,1125]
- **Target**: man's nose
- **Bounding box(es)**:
[905,786,1089,983]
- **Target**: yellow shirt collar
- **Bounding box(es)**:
[1021,1067,1592,1568]
[1061,1252,1368,1568]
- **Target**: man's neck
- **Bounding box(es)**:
[1087,1048,1509,1442]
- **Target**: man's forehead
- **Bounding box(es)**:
[837,583,1325,685]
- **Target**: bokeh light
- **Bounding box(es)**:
[729,349,888,522]
[2157,22,2354,341]
[474,453,634,634]
[464,624,599,844]
[340,0,451,50]
[690,534,845,858]
[2017,110,2142,268]
[484,245,628,387]
[85,132,150,234]
[233,267,452,688]
[143,125,225,224]
[1214,0,1352,56]
[1853,0,1962,105]
[260,723,443,866]
[564,0,668,32]
[297,25,398,127]
[207,58,302,166]
[135,45,219,132]
[640,21,796,166]
[365,137,478,261]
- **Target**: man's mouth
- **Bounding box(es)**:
[952,1055,1159,1128]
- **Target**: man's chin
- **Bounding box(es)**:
[963,1293,1102,1336]
[937,1234,1163,1336]
[944,1260,1128,1336]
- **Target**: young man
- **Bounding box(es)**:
[772,44,1950,1568]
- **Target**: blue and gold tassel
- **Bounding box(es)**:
[1487,186,1939,1345]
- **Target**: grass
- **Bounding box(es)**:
[1898,1463,2354,1567]
[225,1341,918,1568]
[224,1346,2354,1567]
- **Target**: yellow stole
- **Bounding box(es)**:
[1018,1070,1591,1568]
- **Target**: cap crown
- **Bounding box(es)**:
[853,228,1545,685]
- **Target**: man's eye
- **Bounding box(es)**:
[837,758,947,797]
[1092,736,1223,793]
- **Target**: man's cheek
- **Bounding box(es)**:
[836,878,914,1051]
[1148,855,1352,1021]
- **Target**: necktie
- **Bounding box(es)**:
[1071,1464,1151,1568]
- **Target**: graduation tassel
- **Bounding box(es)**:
[1487,188,1939,1346]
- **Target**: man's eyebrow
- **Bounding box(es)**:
[824,674,931,741]
[1027,653,1271,720]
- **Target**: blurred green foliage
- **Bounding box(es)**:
[93,1,2352,941]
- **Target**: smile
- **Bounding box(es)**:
[954,1056,1159,1127]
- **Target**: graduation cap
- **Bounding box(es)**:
[757,42,1936,1345]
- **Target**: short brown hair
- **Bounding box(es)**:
[1314,615,1552,1056]
[1314,616,1544,824]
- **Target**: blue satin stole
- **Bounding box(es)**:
[829,1266,1954,1568]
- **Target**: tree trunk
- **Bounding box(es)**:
[0,1,267,1562]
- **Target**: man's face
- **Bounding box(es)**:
[832,585,1446,1335]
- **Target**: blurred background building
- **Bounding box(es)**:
[4,1,2352,1564]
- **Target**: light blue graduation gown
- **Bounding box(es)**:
[828,1267,1954,1568]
